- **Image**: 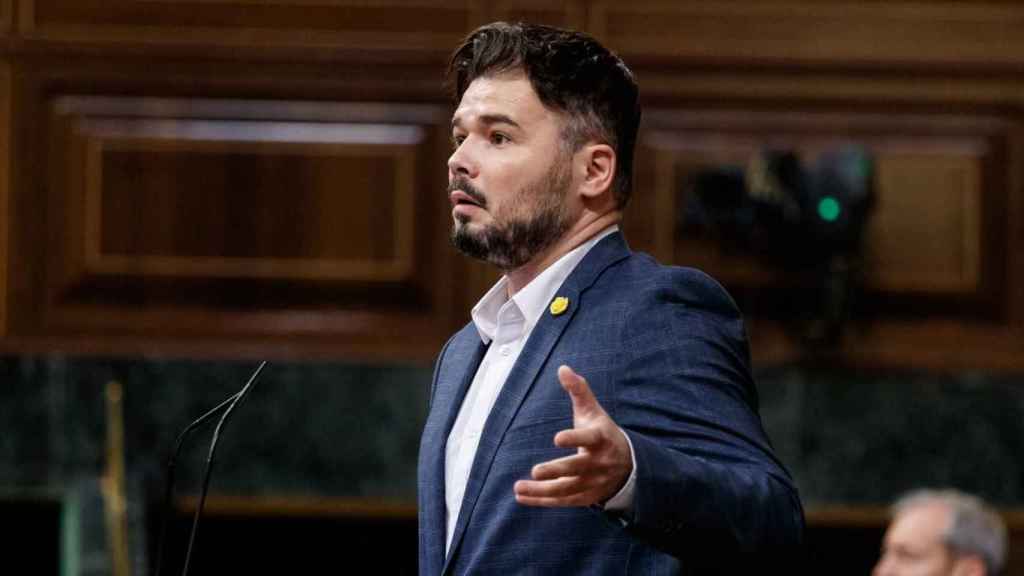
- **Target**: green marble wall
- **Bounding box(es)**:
[0,356,432,575]
[758,366,1024,507]
[2,354,1022,574]
[0,356,431,498]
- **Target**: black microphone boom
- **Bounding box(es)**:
[154,361,267,576]
[154,391,240,576]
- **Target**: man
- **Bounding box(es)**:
[417,22,804,575]
[874,489,1007,576]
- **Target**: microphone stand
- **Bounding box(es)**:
[153,361,266,576]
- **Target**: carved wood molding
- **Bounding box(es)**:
[624,75,1024,370]
[0,1,1020,366]
[16,0,485,56]
[639,109,1005,298]
[21,93,456,356]
[0,0,11,35]
[590,1,1024,70]
[0,63,8,336]
[72,117,420,283]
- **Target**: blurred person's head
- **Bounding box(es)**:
[873,489,1007,576]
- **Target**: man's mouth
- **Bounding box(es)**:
[449,189,485,209]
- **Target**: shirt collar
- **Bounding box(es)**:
[471,225,618,344]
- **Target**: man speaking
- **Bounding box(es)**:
[417,21,804,575]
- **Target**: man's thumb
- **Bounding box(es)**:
[558,365,600,418]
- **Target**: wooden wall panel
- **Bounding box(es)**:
[628,103,1023,369]
[31,94,456,358]
[0,63,8,336]
[67,111,419,283]
[487,0,587,29]
[590,1,1024,68]
[1009,124,1024,327]
[0,0,1019,367]
[0,0,11,34]
[18,0,483,52]
[870,153,981,294]
[634,109,1007,302]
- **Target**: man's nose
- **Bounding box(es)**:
[448,142,478,180]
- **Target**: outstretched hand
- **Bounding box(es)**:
[513,365,633,507]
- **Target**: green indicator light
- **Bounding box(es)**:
[818,197,841,222]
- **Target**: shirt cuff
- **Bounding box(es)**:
[602,427,637,517]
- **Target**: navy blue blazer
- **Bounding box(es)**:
[418,233,804,575]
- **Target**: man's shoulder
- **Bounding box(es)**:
[437,322,483,362]
[601,251,739,310]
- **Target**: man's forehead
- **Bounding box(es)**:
[452,71,551,127]
[888,501,952,545]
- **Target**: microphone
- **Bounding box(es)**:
[154,361,267,576]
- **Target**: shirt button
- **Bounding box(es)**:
[500,346,510,356]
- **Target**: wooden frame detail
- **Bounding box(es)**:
[638,110,1003,297]
[0,63,9,335]
[589,1,1024,69]
[0,0,11,34]
[17,0,481,52]
[79,133,419,283]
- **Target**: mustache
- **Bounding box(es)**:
[448,177,487,209]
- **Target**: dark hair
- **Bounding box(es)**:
[447,22,641,208]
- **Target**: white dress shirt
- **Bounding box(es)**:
[444,226,635,552]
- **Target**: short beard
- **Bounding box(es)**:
[450,160,573,271]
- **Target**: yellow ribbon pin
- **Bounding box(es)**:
[549,296,569,316]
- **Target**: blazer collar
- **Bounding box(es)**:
[559,230,630,295]
[442,231,631,572]
[422,331,487,576]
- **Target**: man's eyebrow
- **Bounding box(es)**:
[451,114,522,131]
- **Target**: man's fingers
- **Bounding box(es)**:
[514,476,607,507]
[531,452,596,480]
[558,365,602,419]
[553,427,602,449]
[515,366,630,510]
[514,494,600,507]
[514,475,605,500]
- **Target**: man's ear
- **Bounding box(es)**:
[576,143,616,202]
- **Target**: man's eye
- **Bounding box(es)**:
[451,135,466,148]
[490,133,509,145]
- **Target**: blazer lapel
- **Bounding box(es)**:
[442,232,631,573]
[422,332,487,575]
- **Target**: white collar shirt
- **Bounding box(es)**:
[444,226,618,552]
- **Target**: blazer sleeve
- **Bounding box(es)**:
[609,267,804,561]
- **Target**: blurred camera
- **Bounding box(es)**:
[681,145,876,347]
[682,146,875,268]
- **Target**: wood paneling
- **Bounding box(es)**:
[0,63,8,336]
[628,103,1022,369]
[62,104,420,283]
[590,1,1024,69]
[0,0,1019,367]
[487,0,587,29]
[1009,123,1024,327]
[636,109,1006,300]
[29,94,456,358]
[0,0,11,35]
[870,153,982,294]
[18,0,483,53]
